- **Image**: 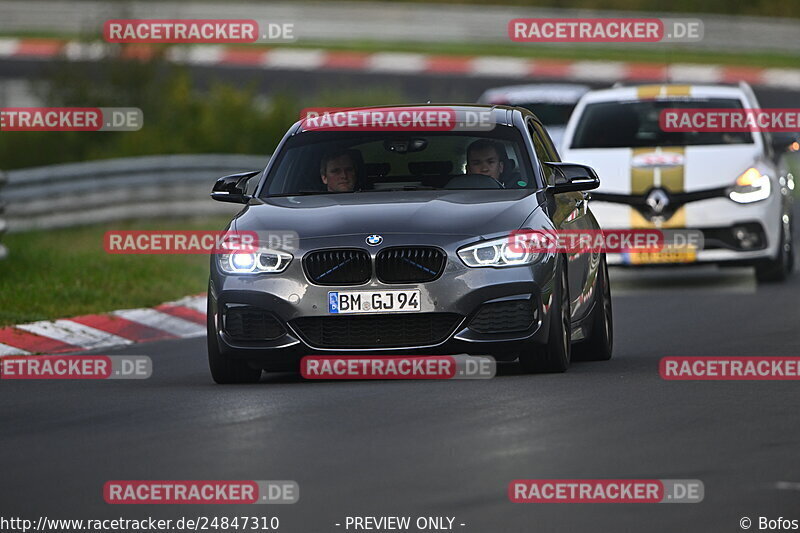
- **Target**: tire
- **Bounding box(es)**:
[207,298,262,384]
[519,257,571,373]
[573,255,613,362]
[755,222,794,283]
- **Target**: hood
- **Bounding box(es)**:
[234,190,539,239]
[562,144,761,194]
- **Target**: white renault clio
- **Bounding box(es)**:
[561,82,796,282]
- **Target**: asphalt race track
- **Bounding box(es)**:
[1,207,798,532]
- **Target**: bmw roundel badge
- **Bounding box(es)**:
[366,234,383,246]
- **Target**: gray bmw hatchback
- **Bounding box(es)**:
[207,105,612,383]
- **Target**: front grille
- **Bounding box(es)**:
[592,188,727,222]
[469,300,537,333]
[375,247,446,283]
[224,306,285,341]
[304,249,372,285]
[291,313,462,348]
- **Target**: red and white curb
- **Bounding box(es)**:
[1,37,799,89]
[0,295,207,356]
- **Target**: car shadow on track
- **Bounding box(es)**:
[254,359,611,384]
[609,265,756,294]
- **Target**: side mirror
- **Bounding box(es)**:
[544,162,600,193]
[770,132,800,154]
[211,170,261,204]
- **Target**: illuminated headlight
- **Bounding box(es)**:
[458,237,541,268]
[728,168,771,203]
[218,249,292,274]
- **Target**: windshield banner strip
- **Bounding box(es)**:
[299,107,495,132]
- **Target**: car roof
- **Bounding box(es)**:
[293,104,517,133]
[479,83,592,104]
[578,83,751,104]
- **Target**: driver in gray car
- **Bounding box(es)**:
[320,150,359,192]
[466,139,505,184]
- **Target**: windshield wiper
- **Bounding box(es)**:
[269,186,436,197]
[364,186,434,192]
[268,190,348,197]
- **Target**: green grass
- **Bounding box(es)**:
[328,0,800,19]
[0,216,232,326]
[46,0,800,18]
[789,154,800,198]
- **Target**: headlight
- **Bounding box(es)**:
[458,236,542,268]
[218,248,293,274]
[728,168,771,203]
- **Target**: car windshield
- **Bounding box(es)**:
[517,103,576,126]
[570,98,754,149]
[261,128,536,197]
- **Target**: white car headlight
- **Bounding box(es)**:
[218,249,293,274]
[458,236,541,268]
[728,168,771,204]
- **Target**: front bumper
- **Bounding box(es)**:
[589,195,785,266]
[209,234,558,364]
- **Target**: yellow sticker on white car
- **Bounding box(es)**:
[629,146,687,229]
[635,85,692,99]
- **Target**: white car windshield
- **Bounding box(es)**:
[571,98,754,149]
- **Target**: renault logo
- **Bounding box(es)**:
[646,189,670,215]
[366,234,383,246]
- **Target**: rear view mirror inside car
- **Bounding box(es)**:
[383,138,428,153]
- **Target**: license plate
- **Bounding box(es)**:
[625,246,697,265]
[328,290,421,314]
